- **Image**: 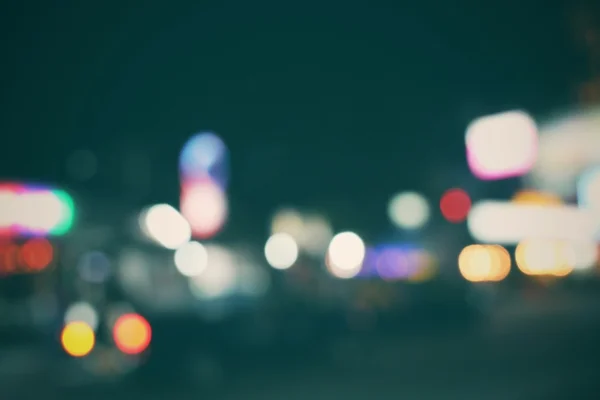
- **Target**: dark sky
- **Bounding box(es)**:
[0,0,583,235]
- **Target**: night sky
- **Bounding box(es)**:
[0,1,584,235]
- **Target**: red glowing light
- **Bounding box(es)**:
[0,243,19,274]
[113,313,152,355]
[20,238,53,270]
[440,188,471,223]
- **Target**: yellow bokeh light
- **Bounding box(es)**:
[512,190,562,205]
[515,239,574,277]
[61,321,95,357]
[458,244,510,283]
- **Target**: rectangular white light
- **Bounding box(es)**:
[468,201,600,244]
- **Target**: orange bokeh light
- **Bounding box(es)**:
[458,244,511,283]
[113,313,152,355]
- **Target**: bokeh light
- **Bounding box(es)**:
[113,313,152,355]
[19,238,53,271]
[526,106,600,197]
[327,232,366,279]
[270,209,305,241]
[466,110,538,180]
[264,233,299,270]
[78,251,112,283]
[18,191,64,234]
[297,215,333,256]
[0,185,75,236]
[61,321,95,357]
[179,132,229,188]
[189,245,238,298]
[440,188,471,223]
[0,243,19,274]
[65,302,99,331]
[174,241,208,277]
[515,239,575,277]
[387,192,430,229]
[141,204,191,249]
[180,180,228,239]
[458,244,511,282]
[467,201,599,244]
[569,240,599,271]
[512,190,563,205]
[577,166,600,210]
[358,245,437,282]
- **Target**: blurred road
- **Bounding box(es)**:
[4,290,600,400]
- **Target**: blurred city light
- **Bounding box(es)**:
[64,302,99,331]
[0,184,75,236]
[19,237,53,270]
[526,106,600,197]
[0,238,54,274]
[117,251,153,298]
[326,232,365,279]
[61,321,96,357]
[235,256,271,296]
[77,251,112,283]
[577,165,600,210]
[189,244,237,298]
[270,209,333,256]
[264,232,299,270]
[180,179,228,239]
[113,313,152,355]
[440,188,471,223]
[140,204,191,249]
[297,215,333,256]
[512,190,563,205]
[387,191,430,229]
[458,244,511,283]
[179,132,229,189]
[515,239,575,277]
[466,110,538,180]
[174,241,208,277]
[467,201,599,244]
[270,208,305,241]
[358,245,437,281]
[569,240,599,271]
